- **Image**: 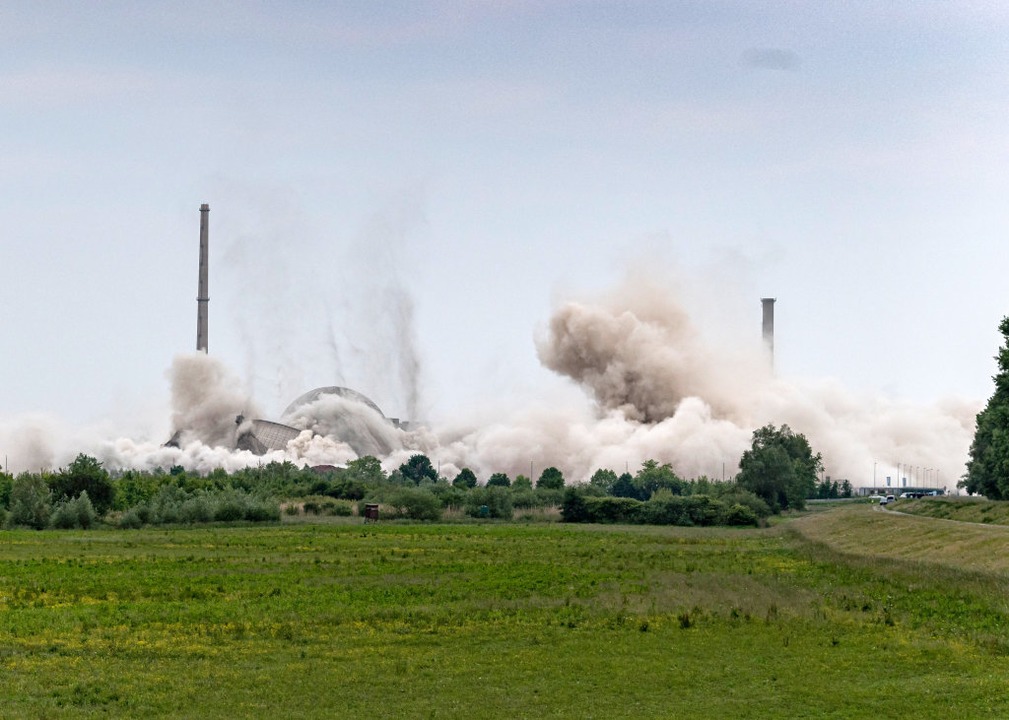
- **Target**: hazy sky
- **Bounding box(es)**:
[3,1,1008,433]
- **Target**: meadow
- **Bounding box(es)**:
[1,509,1009,718]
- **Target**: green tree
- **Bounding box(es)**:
[0,471,13,509]
[344,456,387,485]
[589,468,617,494]
[611,472,637,499]
[512,475,533,490]
[399,454,438,485]
[464,486,512,519]
[51,454,115,515]
[736,424,822,513]
[6,473,51,529]
[486,473,511,488]
[634,460,684,500]
[385,487,442,521]
[537,467,565,490]
[963,317,1009,498]
[452,468,478,489]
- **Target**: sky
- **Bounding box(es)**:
[2,1,1008,482]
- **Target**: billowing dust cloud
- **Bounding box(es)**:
[0,270,980,492]
[169,353,259,448]
[423,270,977,489]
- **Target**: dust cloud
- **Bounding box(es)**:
[423,270,977,489]
[0,269,979,492]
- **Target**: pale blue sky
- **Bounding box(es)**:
[3,1,1008,431]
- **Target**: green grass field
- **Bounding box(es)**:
[2,510,1009,718]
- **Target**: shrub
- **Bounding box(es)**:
[429,484,466,509]
[537,467,565,490]
[683,495,725,526]
[329,479,366,500]
[561,488,590,523]
[534,487,564,508]
[50,491,97,529]
[180,495,214,524]
[150,485,187,524]
[640,495,690,525]
[465,487,513,519]
[511,489,540,509]
[714,486,772,519]
[586,496,644,523]
[452,468,478,489]
[243,498,281,522]
[214,495,248,522]
[0,473,13,509]
[119,507,145,529]
[724,503,759,527]
[50,454,115,516]
[327,500,353,517]
[7,473,51,529]
[486,473,511,488]
[385,488,442,521]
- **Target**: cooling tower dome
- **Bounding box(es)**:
[281,386,399,457]
[234,386,400,458]
[281,386,386,420]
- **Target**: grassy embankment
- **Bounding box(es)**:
[1,508,1009,717]
[891,495,1009,527]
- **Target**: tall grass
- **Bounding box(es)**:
[0,513,1008,717]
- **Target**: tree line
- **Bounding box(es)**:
[0,422,827,529]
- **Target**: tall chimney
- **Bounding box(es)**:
[761,297,775,368]
[196,203,210,353]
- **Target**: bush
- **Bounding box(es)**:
[486,473,511,488]
[214,495,248,522]
[119,507,145,529]
[534,487,564,508]
[180,495,214,524]
[429,484,466,509]
[327,500,353,517]
[50,454,115,516]
[640,494,727,527]
[51,491,97,529]
[465,487,512,519]
[329,479,366,500]
[243,498,281,522]
[7,473,51,529]
[724,503,759,527]
[452,468,478,489]
[510,489,540,509]
[385,488,442,521]
[561,488,590,523]
[713,485,772,519]
[537,467,565,490]
[639,495,690,525]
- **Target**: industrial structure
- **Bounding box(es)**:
[236,385,401,458]
[181,202,402,458]
[761,297,775,368]
[196,203,209,353]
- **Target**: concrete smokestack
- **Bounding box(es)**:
[761,297,775,368]
[196,203,209,353]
